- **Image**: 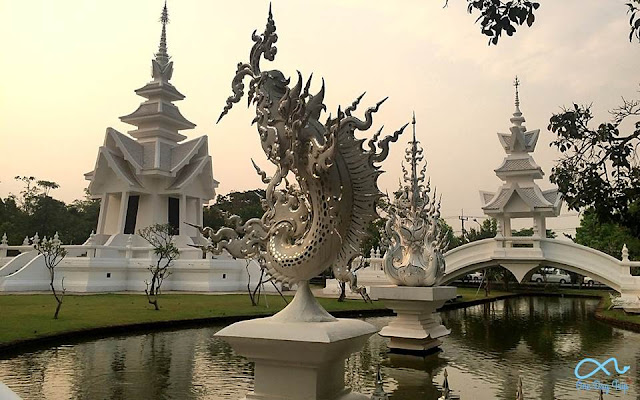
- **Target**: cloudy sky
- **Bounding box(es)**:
[0,0,638,235]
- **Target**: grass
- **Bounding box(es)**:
[1,286,637,348]
[0,293,381,346]
[596,293,640,326]
[453,287,514,302]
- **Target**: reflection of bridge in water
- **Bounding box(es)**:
[443,236,640,296]
[439,296,640,400]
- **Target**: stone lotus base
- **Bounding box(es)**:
[370,285,457,353]
[215,282,377,400]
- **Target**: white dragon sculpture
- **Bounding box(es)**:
[192,7,406,287]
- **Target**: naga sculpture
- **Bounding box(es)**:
[382,114,448,286]
[194,7,406,286]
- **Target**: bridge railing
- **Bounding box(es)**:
[495,234,542,248]
[0,241,208,264]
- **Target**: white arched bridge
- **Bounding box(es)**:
[443,236,640,296]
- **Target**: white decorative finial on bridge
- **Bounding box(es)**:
[622,243,630,262]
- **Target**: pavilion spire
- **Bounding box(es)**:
[510,76,525,127]
[514,76,521,111]
[120,0,195,142]
[155,1,170,66]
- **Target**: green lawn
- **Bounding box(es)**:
[0,289,511,347]
[453,287,514,302]
[596,293,640,325]
[0,293,382,346]
[2,287,636,348]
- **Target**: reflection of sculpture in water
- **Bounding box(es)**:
[383,114,448,287]
[191,6,407,292]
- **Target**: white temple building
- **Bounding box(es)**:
[0,4,263,293]
[84,2,215,255]
[479,77,562,239]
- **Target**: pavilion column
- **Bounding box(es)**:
[179,194,187,235]
[533,215,546,248]
[503,217,512,247]
[537,216,546,238]
[150,193,163,225]
[117,192,130,234]
[196,197,203,239]
[96,194,109,234]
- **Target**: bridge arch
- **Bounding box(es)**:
[442,237,640,294]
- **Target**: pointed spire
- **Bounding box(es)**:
[514,76,521,111]
[155,1,170,66]
[510,76,525,127]
[408,112,420,212]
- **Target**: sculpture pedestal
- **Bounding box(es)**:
[216,282,377,400]
[370,285,457,353]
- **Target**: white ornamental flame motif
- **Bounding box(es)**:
[191,7,406,286]
[382,116,449,286]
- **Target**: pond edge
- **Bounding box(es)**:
[0,291,618,356]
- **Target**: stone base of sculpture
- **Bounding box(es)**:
[370,285,456,353]
[215,282,377,400]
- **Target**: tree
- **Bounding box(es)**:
[445,0,640,45]
[361,218,386,258]
[65,189,101,245]
[13,176,38,214]
[244,259,289,307]
[203,190,265,231]
[33,233,68,319]
[36,180,60,197]
[139,224,179,310]
[440,219,462,249]
[511,227,556,239]
[575,209,640,261]
[466,218,498,242]
[548,95,640,238]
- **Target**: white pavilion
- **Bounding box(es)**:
[479,78,562,239]
[84,3,216,253]
[0,4,263,293]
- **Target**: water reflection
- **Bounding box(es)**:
[0,297,638,399]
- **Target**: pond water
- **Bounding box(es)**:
[0,296,638,400]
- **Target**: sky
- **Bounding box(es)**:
[0,0,638,235]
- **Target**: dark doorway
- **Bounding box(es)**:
[168,197,180,234]
[123,195,140,234]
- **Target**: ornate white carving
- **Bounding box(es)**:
[382,115,448,287]
[193,7,406,286]
[622,243,630,263]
